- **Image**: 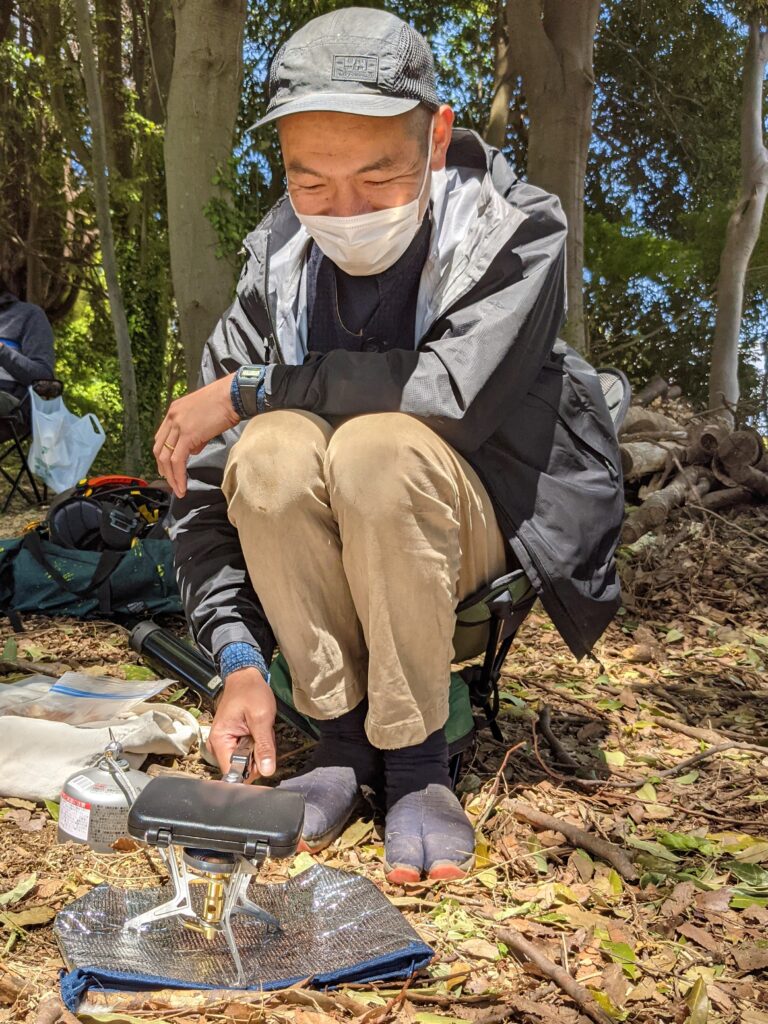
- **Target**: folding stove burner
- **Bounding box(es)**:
[124,739,304,985]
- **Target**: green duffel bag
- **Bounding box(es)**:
[0,530,181,621]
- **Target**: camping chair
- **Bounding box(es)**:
[0,379,63,513]
[266,367,632,782]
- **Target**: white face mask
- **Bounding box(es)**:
[290,120,434,277]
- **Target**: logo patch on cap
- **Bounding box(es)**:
[331,54,379,83]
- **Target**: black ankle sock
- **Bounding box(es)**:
[310,699,381,788]
[384,728,451,809]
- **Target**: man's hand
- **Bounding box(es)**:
[209,668,277,779]
[154,373,239,498]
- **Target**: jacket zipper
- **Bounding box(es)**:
[262,237,285,366]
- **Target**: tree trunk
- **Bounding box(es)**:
[165,0,245,389]
[94,0,131,179]
[145,0,175,125]
[0,0,13,42]
[72,0,142,473]
[507,0,601,355]
[709,15,768,413]
[485,4,515,149]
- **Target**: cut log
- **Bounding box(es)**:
[634,375,670,407]
[719,462,768,497]
[718,428,763,466]
[715,430,768,497]
[620,406,685,437]
[620,441,686,481]
[700,422,733,453]
[622,466,714,544]
[698,486,754,511]
[638,471,666,500]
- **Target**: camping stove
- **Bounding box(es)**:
[122,738,304,985]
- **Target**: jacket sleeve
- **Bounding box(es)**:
[264,181,567,454]
[0,308,55,385]
[168,290,276,667]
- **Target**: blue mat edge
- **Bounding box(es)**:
[60,941,435,1011]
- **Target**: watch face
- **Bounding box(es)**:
[240,367,264,384]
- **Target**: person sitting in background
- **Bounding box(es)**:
[0,275,55,420]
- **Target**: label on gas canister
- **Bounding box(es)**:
[59,790,91,841]
[88,805,130,847]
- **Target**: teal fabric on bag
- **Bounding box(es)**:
[0,533,181,619]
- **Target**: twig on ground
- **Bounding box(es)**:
[475,741,525,828]
[652,742,768,778]
[688,504,768,545]
[33,996,80,1024]
[361,976,412,1024]
[34,997,63,1024]
[496,927,614,1024]
[510,676,611,719]
[277,739,316,764]
[0,969,24,1004]
[507,800,638,881]
[655,715,768,750]
[530,716,634,792]
[536,705,581,772]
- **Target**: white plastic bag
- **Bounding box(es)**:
[28,386,105,493]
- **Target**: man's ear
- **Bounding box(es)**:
[431,105,454,171]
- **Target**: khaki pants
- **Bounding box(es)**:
[223,411,507,749]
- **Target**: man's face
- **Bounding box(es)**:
[279,105,454,219]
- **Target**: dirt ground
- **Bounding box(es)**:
[1,500,767,1024]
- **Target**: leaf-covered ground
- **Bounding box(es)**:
[1,501,767,1024]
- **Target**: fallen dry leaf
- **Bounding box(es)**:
[621,643,656,663]
[459,938,499,961]
[677,921,722,953]
[602,962,629,1006]
[0,905,56,929]
[733,944,768,973]
[660,882,697,922]
[694,888,732,915]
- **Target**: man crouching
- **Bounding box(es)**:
[155,7,624,883]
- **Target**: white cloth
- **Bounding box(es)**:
[0,702,200,801]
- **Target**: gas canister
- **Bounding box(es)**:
[58,738,149,853]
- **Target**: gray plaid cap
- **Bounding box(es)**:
[251,7,439,129]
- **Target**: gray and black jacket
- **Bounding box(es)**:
[0,291,55,400]
[170,129,624,669]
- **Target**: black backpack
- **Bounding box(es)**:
[47,475,170,551]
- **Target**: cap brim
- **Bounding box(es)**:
[249,93,419,130]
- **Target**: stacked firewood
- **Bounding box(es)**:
[620,376,768,544]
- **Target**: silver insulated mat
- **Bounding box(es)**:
[56,865,433,997]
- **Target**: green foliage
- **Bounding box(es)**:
[589,0,766,418]
[3,0,766,476]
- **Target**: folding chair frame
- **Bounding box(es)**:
[0,380,63,513]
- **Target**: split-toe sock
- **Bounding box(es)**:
[383,728,475,883]
[278,699,381,852]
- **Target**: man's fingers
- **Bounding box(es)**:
[247,715,277,777]
[252,731,276,778]
[154,425,181,485]
[167,439,193,499]
[209,729,239,774]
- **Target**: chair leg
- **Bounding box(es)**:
[0,425,42,512]
[1,464,37,513]
[448,751,463,790]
